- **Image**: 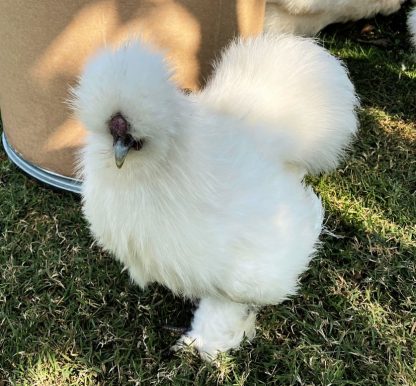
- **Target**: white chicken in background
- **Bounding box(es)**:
[72,33,359,360]
[408,6,416,49]
[265,0,405,36]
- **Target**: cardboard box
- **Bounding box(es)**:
[0,0,264,179]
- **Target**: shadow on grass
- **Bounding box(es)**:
[346,56,416,122]
[320,4,416,121]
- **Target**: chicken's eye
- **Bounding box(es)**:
[132,137,145,151]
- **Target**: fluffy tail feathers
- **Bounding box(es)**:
[198,33,359,175]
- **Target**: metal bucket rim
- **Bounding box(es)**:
[1,131,82,194]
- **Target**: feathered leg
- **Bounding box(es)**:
[172,296,257,360]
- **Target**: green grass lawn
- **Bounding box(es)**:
[1,6,415,386]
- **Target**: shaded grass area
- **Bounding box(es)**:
[0,6,415,386]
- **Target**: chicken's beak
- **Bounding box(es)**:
[114,138,132,169]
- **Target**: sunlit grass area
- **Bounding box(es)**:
[1,5,415,385]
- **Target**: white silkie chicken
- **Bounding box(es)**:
[408,6,416,49]
[265,0,405,36]
[73,33,359,360]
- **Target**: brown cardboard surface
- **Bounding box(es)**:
[0,0,265,178]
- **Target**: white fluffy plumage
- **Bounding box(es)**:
[265,0,405,36]
[73,34,359,360]
[408,6,416,49]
